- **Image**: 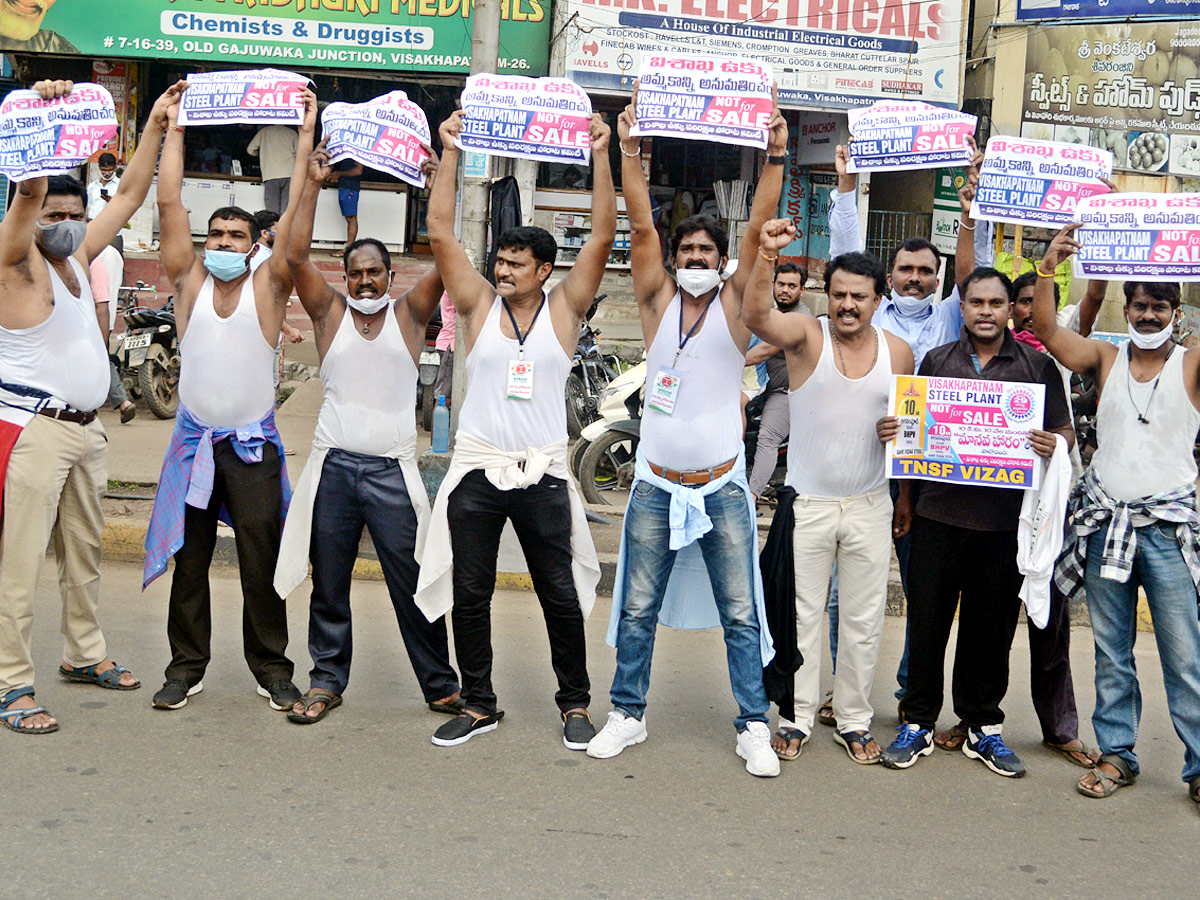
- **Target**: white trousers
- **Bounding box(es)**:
[781,485,892,735]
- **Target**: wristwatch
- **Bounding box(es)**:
[766,154,787,165]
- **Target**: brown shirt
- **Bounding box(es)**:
[913,327,1072,532]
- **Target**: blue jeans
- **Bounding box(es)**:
[610,480,769,730]
[1085,525,1200,782]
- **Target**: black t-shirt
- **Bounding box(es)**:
[335,158,360,192]
[912,327,1072,532]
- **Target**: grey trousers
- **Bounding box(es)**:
[749,390,789,497]
[263,177,290,215]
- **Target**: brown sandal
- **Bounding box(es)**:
[817,691,835,727]
[1044,739,1100,768]
[934,722,968,751]
[1077,754,1136,799]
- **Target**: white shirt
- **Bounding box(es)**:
[86,174,120,220]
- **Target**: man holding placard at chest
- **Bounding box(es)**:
[415,105,611,751]
[585,77,787,778]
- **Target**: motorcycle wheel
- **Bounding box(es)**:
[139,352,180,419]
[569,437,590,479]
[565,372,587,439]
[578,429,638,506]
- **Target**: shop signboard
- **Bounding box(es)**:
[1016,0,1200,20]
[931,169,962,256]
[1022,21,1200,176]
[0,0,551,76]
[562,0,963,110]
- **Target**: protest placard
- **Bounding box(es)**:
[457,75,592,166]
[628,52,773,149]
[0,84,118,181]
[847,101,976,173]
[178,69,308,127]
[887,374,1045,491]
[970,137,1111,229]
[322,91,430,188]
[1074,192,1200,282]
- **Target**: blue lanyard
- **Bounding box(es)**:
[501,294,546,361]
[675,295,717,367]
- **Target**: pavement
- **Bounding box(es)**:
[9,558,1200,900]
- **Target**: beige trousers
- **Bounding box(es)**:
[0,415,108,694]
[781,485,892,735]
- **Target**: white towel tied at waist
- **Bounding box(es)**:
[273,433,429,598]
[414,431,600,624]
[1017,434,1071,629]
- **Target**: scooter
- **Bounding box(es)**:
[566,293,621,438]
[114,283,179,419]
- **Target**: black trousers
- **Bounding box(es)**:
[447,469,589,716]
[166,439,293,686]
[899,516,1022,731]
[308,449,459,700]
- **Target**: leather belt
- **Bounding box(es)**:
[648,457,736,485]
[37,407,97,426]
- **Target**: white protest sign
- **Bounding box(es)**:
[0,83,118,181]
[1075,192,1200,282]
[629,52,774,150]
[847,101,976,173]
[458,75,592,166]
[971,137,1111,229]
[178,69,308,126]
[322,92,430,188]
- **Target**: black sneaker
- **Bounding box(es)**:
[562,709,595,750]
[880,723,934,769]
[963,726,1027,778]
[431,711,503,747]
[152,679,203,710]
[257,680,302,711]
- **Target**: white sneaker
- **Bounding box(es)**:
[586,710,647,759]
[736,722,781,777]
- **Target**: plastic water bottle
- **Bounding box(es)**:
[432,395,450,452]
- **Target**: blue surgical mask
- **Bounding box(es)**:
[204,249,250,282]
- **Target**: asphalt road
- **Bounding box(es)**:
[9,560,1199,900]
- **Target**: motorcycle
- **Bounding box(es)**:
[418,307,443,432]
[566,293,621,438]
[114,282,179,419]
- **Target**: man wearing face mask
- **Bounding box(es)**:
[0,78,183,735]
[1032,225,1200,811]
[86,153,121,221]
[142,85,318,714]
[273,140,462,725]
[585,85,787,777]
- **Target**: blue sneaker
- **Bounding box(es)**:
[880,723,934,769]
[963,725,1027,778]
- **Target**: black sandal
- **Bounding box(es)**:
[773,727,810,761]
[286,689,342,725]
[834,729,881,765]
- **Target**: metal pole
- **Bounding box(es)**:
[449,0,501,441]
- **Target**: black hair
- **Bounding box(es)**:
[824,252,886,297]
[254,209,280,233]
[774,261,807,281]
[496,226,558,268]
[98,152,117,167]
[886,237,942,271]
[961,266,1014,300]
[344,238,392,273]
[1123,281,1181,309]
[1010,270,1058,305]
[44,175,87,208]
[208,206,260,242]
[671,214,729,260]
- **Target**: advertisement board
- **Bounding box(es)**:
[1022,21,1200,176]
[0,0,550,76]
[562,0,963,110]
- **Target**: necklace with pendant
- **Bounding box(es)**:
[830,323,878,376]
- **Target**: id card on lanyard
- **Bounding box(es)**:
[648,292,717,416]
[502,293,546,401]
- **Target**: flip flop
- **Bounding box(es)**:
[1077,754,1136,799]
[1043,739,1100,768]
[817,691,835,727]
[286,689,342,725]
[834,729,882,765]
[773,727,810,761]
[935,722,968,752]
[58,661,140,691]
[0,687,58,735]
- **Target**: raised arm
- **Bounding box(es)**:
[742,218,820,352]
[1031,225,1112,378]
[83,81,183,262]
[427,110,495,318]
[1078,278,1105,337]
[953,139,985,288]
[156,87,199,295]
[617,83,667,312]
[828,144,861,257]
[727,90,787,301]
[286,138,338,330]
[554,115,615,318]
[263,88,317,305]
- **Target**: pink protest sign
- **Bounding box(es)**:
[971,137,1111,228]
[322,91,431,188]
[847,101,976,173]
[178,69,307,126]
[1075,192,1200,282]
[0,83,118,181]
[458,75,592,166]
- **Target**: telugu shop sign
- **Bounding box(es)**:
[0,0,551,76]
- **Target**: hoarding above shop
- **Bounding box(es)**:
[0,0,550,76]
[562,0,963,110]
[1021,21,1200,177]
[1017,0,1200,20]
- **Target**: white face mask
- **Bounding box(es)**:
[889,288,933,318]
[345,294,389,316]
[1127,318,1174,350]
[676,268,722,297]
